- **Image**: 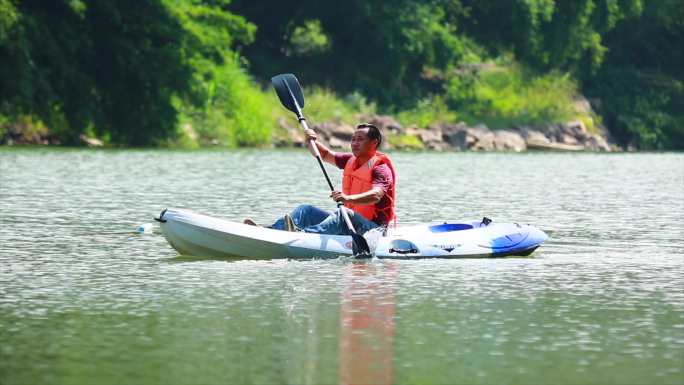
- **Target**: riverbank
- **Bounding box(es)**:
[1,114,617,152]
[275,115,615,152]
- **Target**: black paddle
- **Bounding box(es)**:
[271,73,371,258]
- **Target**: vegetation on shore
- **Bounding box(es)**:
[1,0,682,149]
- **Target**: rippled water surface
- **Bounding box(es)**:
[1,149,683,385]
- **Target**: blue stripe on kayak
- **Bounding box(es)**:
[429,223,474,233]
[489,232,529,249]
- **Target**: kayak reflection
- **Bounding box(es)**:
[339,262,397,385]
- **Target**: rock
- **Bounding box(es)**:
[79,134,103,147]
[404,125,446,150]
[493,130,526,151]
[563,120,587,136]
[451,125,494,151]
[584,134,612,152]
[268,112,618,152]
[562,120,589,142]
[328,135,347,149]
[311,122,357,148]
[276,117,304,146]
[276,117,294,131]
[358,115,403,133]
[526,141,585,151]
[329,123,355,141]
[443,129,467,150]
[427,141,450,151]
[560,134,579,145]
[439,122,468,149]
[310,122,335,141]
[471,132,495,151]
[519,128,550,145]
[572,96,592,115]
[524,124,586,151]
[548,123,566,142]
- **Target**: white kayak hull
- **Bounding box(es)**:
[157,208,548,259]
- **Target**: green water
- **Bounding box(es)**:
[1,149,683,385]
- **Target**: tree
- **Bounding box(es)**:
[0,0,257,146]
[230,0,477,107]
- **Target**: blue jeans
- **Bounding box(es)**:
[270,204,380,235]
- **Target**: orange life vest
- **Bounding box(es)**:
[342,152,396,225]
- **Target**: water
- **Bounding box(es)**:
[1,148,683,385]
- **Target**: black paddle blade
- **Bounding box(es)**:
[351,233,372,259]
[271,73,305,114]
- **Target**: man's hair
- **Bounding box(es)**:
[357,123,382,148]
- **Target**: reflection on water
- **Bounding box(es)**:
[1,149,683,384]
[340,262,397,385]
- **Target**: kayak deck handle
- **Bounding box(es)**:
[154,208,168,223]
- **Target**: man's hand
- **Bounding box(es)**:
[304,128,317,142]
[330,190,349,203]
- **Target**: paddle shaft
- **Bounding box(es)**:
[299,119,334,190]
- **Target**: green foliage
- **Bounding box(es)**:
[457,0,642,72]
[397,96,456,127]
[0,0,195,145]
[581,0,684,149]
[302,88,376,124]
[0,0,260,147]
[230,0,479,107]
[0,0,18,42]
[589,69,683,149]
[388,134,424,150]
[446,64,578,128]
[287,19,330,56]
[0,113,52,145]
[168,2,268,148]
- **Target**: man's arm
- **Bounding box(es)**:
[330,162,392,205]
[331,187,385,205]
[304,128,336,165]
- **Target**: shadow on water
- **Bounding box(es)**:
[164,251,539,264]
[164,253,357,264]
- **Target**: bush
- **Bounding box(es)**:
[174,55,273,147]
[388,134,424,150]
[303,88,376,123]
[397,95,456,127]
[446,64,580,128]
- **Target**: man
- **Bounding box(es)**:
[245,123,396,235]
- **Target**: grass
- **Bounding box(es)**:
[448,64,584,129]
[388,134,424,150]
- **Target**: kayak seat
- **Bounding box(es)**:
[428,223,474,233]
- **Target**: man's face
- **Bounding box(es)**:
[350,128,377,157]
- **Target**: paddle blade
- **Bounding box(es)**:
[271,73,305,114]
[351,233,372,259]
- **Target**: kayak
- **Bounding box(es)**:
[156,208,548,259]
